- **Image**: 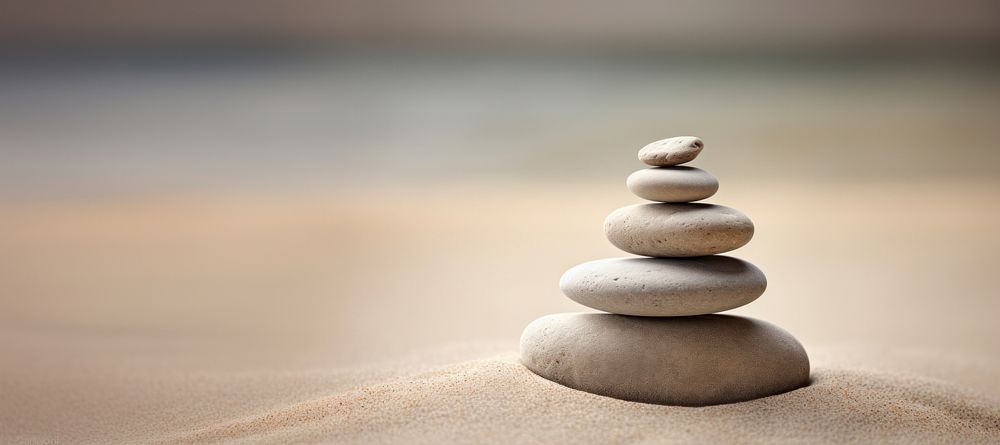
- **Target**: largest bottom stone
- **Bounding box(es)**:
[520,313,809,406]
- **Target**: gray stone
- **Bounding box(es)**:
[604,203,753,257]
[626,167,719,203]
[560,256,766,316]
[637,136,704,166]
[520,313,810,406]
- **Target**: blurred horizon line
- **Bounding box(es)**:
[2,41,999,73]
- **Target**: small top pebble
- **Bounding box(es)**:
[638,136,704,166]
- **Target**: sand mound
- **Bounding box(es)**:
[170,353,1000,444]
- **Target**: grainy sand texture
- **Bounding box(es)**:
[169,350,1000,445]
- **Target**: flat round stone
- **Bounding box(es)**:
[604,203,753,257]
[520,313,810,406]
[560,256,765,316]
[638,136,704,166]
[626,167,719,202]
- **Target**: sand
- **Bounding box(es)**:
[5,331,999,444]
[3,180,1000,443]
[165,349,1000,445]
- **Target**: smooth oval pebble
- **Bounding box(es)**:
[638,136,704,166]
[604,203,753,257]
[626,167,719,202]
[520,313,810,406]
[560,256,765,316]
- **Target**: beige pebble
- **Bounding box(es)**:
[626,167,719,202]
[560,256,766,316]
[637,136,704,166]
[604,203,754,257]
[520,313,810,406]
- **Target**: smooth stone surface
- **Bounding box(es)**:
[520,313,810,406]
[638,136,704,166]
[626,167,719,202]
[560,256,766,316]
[604,203,753,257]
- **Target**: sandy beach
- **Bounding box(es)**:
[3,180,1000,443]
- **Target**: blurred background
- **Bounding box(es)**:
[2,0,1000,371]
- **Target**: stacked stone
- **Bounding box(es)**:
[520,136,810,406]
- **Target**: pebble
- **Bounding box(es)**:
[626,167,718,202]
[559,256,766,316]
[520,313,810,405]
[637,136,704,166]
[604,203,753,257]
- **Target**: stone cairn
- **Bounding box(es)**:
[520,136,810,406]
